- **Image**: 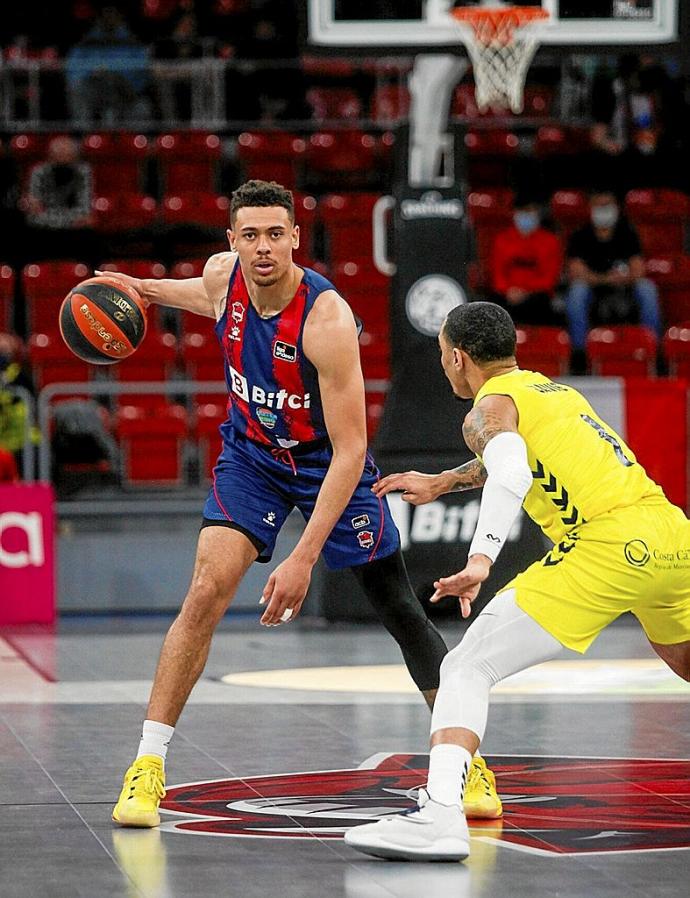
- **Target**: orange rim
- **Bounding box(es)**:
[451,6,549,40]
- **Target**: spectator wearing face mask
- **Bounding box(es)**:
[565,190,661,356]
[489,199,563,325]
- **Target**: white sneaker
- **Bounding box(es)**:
[343,788,470,862]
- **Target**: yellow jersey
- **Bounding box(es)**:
[474,369,665,545]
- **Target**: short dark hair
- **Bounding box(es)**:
[442,302,516,363]
[230,179,294,225]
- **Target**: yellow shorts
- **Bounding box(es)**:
[501,497,690,653]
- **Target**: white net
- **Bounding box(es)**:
[454,8,548,114]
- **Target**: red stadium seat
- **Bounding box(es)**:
[467,189,514,279]
[306,87,362,122]
[550,190,589,239]
[192,402,227,480]
[29,332,91,391]
[534,126,590,158]
[22,261,91,332]
[113,331,177,384]
[516,326,571,377]
[92,194,158,232]
[0,265,15,332]
[645,254,690,325]
[359,329,390,381]
[663,322,690,378]
[466,130,519,187]
[182,331,226,402]
[365,389,388,441]
[116,403,188,486]
[99,260,166,280]
[162,193,229,227]
[10,134,53,188]
[171,259,207,279]
[332,261,390,331]
[293,192,318,260]
[625,189,690,257]
[236,131,306,188]
[81,132,149,194]
[370,85,410,124]
[586,325,658,377]
[321,193,379,265]
[305,131,378,182]
[156,132,222,194]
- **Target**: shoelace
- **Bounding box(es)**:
[467,760,493,795]
[271,447,297,476]
[128,766,165,800]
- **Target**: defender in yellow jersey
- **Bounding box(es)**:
[345,302,690,863]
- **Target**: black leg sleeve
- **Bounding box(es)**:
[350,549,448,692]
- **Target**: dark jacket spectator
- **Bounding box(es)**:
[23,136,92,230]
[565,190,661,352]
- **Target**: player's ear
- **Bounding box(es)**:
[292,223,300,250]
[453,347,464,370]
[226,228,236,252]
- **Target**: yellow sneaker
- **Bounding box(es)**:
[464,755,503,819]
[112,755,166,828]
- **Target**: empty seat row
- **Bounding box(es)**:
[516,324,690,378]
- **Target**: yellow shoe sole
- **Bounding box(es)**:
[112,805,161,828]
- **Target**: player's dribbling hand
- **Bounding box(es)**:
[94,270,150,307]
[372,470,448,505]
[430,555,492,618]
[259,557,311,627]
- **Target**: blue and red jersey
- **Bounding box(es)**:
[215,260,334,449]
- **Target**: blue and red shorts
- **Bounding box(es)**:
[202,430,400,569]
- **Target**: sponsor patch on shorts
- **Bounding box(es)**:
[351,514,370,529]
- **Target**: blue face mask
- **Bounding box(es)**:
[513,211,540,235]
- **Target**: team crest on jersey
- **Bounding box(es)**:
[159,753,690,854]
[231,302,244,323]
[257,408,277,430]
[273,340,297,362]
[351,514,370,529]
[356,530,375,549]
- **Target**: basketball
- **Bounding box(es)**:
[59,276,148,365]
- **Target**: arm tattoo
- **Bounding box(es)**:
[462,406,510,457]
[447,458,487,492]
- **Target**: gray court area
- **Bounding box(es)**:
[2,615,689,898]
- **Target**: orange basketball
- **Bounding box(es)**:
[59,276,148,365]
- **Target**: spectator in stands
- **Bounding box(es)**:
[23,136,92,230]
[565,190,661,363]
[65,6,150,126]
[0,333,35,478]
[21,136,98,263]
[154,11,207,121]
[589,54,681,194]
[489,199,563,326]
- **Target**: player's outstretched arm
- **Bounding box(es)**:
[372,459,487,504]
[259,292,367,627]
[431,395,531,618]
[94,252,234,320]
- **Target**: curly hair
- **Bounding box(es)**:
[230,180,294,224]
[442,302,516,363]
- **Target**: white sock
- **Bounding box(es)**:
[136,719,175,763]
[426,744,472,806]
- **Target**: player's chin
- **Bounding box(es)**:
[250,271,282,287]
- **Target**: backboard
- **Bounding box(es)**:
[308,0,678,47]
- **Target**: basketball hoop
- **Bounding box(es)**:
[451,3,549,113]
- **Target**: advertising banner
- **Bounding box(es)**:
[0,484,56,625]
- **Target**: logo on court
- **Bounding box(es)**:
[405,275,466,336]
[160,754,690,854]
[624,539,650,567]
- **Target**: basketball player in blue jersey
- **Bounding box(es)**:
[110,180,500,827]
